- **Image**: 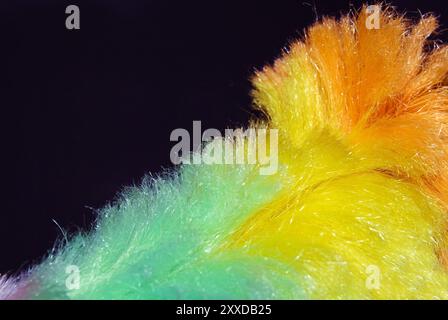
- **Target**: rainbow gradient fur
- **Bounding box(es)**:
[3,4,448,299]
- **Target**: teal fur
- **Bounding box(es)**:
[22,145,306,299]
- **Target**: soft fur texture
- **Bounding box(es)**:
[2,4,448,299]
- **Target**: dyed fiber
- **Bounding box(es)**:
[2,5,448,299]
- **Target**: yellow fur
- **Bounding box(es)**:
[220,5,448,298]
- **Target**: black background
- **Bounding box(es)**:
[1,0,447,274]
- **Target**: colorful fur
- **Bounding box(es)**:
[2,4,448,299]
